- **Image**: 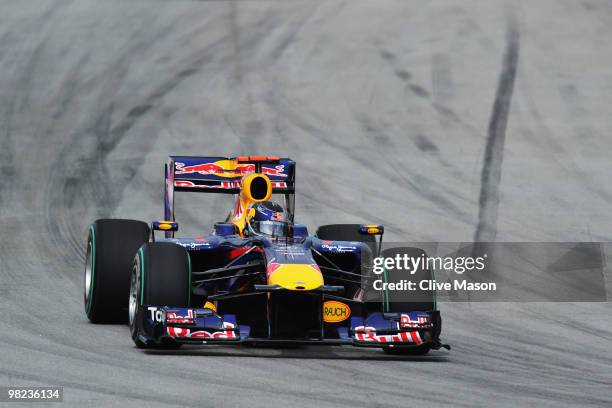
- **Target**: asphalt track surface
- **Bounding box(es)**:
[1,0,611,406]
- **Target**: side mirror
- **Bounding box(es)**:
[151,221,179,241]
[359,224,384,257]
[359,224,384,235]
[152,221,178,232]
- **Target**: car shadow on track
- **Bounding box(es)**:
[143,346,450,362]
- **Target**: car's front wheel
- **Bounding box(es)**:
[129,242,191,349]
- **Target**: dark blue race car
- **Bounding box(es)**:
[84,156,449,354]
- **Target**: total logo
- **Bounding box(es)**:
[323,301,351,323]
[148,307,165,322]
[147,307,195,324]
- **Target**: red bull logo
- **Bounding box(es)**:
[271,212,284,221]
[174,180,286,189]
[174,180,195,187]
[167,322,236,339]
[399,314,429,328]
[166,310,195,324]
[175,160,287,178]
[175,162,227,175]
[354,325,423,344]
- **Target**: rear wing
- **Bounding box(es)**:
[164,156,296,222]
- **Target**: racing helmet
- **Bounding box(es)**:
[246,201,290,238]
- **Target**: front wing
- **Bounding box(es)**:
[136,306,449,350]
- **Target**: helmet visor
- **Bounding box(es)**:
[251,220,289,237]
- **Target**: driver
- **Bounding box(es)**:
[246,201,290,238]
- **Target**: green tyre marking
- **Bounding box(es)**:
[431,267,437,310]
[187,252,192,307]
[86,225,95,314]
[139,247,145,306]
[382,267,390,312]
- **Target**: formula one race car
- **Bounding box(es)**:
[84,156,449,354]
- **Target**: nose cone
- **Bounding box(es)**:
[267,263,324,290]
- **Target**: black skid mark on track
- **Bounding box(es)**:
[42,12,196,248]
[0,1,65,204]
[474,17,520,242]
[414,134,439,153]
[267,88,476,228]
[55,57,205,213]
[268,2,320,61]
[379,49,397,63]
[42,16,233,264]
[43,9,281,262]
[48,9,252,195]
[379,43,483,138]
[394,69,412,81]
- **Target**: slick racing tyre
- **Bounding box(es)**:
[315,223,379,311]
[84,219,150,323]
[129,242,191,349]
[381,247,435,313]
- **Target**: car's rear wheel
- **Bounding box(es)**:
[129,242,191,349]
[85,219,150,323]
[315,223,377,303]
